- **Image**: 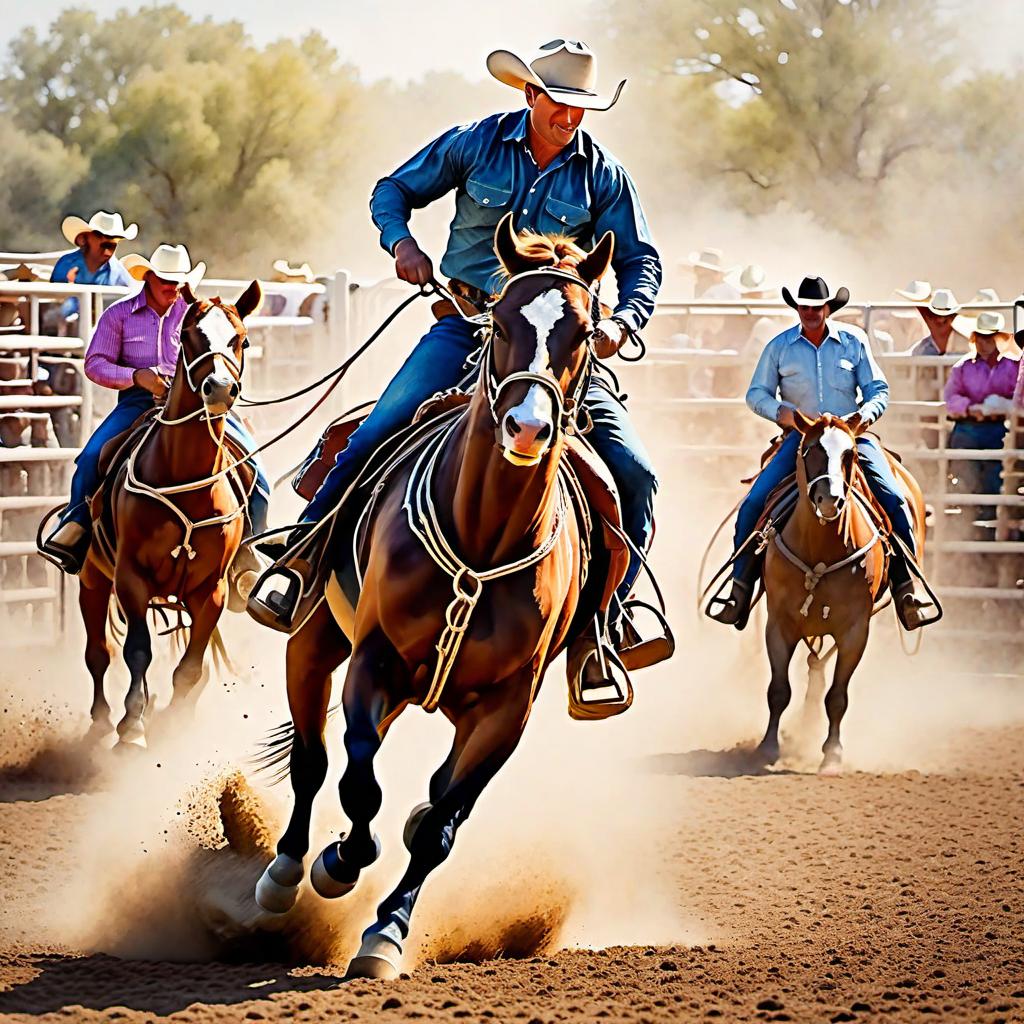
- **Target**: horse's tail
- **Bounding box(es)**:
[251,704,341,784]
[209,625,237,677]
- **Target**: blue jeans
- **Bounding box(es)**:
[304,316,658,601]
[733,431,916,578]
[949,419,1006,496]
[64,386,270,533]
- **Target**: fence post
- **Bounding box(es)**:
[76,286,94,441]
[329,270,351,412]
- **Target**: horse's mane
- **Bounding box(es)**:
[498,230,588,279]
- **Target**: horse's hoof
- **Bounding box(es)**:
[819,756,843,776]
[311,844,358,899]
[754,741,779,766]
[116,725,147,749]
[255,854,304,914]
[403,801,432,852]
[85,718,114,744]
[346,934,402,981]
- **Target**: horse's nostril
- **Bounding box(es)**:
[536,422,552,444]
[230,383,239,398]
[504,413,521,437]
[202,378,213,395]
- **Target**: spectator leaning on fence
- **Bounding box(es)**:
[944,310,1020,501]
[906,286,969,357]
[50,210,136,323]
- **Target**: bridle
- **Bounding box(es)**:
[156,304,247,428]
[480,266,599,440]
[800,431,855,524]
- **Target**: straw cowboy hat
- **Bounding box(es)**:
[726,263,775,295]
[487,39,626,111]
[782,276,850,313]
[61,210,138,246]
[895,279,932,303]
[271,259,315,283]
[925,288,961,316]
[687,247,736,273]
[121,244,205,288]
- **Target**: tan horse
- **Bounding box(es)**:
[756,413,927,773]
[77,283,261,746]
[253,217,618,979]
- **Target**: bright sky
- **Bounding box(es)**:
[1,0,602,82]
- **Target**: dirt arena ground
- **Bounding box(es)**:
[1,601,1022,1024]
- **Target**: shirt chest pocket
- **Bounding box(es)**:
[826,354,858,392]
[542,195,589,235]
[461,177,513,228]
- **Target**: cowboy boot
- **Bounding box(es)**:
[39,518,92,575]
[707,554,762,631]
[888,547,938,631]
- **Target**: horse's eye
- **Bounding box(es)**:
[242,338,250,350]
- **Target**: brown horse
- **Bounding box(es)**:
[756,413,927,773]
[77,282,262,746]
[254,217,616,978]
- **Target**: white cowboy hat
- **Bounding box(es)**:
[973,310,1006,335]
[271,259,315,283]
[687,247,736,273]
[61,210,138,246]
[487,39,626,111]
[968,287,1000,304]
[726,263,775,295]
[895,279,932,303]
[121,243,206,288]
[926,288,961,316]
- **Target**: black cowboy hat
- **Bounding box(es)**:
[781,276,850,313]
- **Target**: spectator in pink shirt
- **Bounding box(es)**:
[945,311,1020,503]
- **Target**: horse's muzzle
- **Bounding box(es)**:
[498,411,552,467]
[202,374,239,414]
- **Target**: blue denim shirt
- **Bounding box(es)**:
[746,321,889,425]
[51,249,133,317]
[370,110,662,332]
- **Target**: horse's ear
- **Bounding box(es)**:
[792,409,815,435]
[576,231,615,286]
[234,280,263,321]
[180,282,198,305]
[845,412,869,437]
[494,213,531,276]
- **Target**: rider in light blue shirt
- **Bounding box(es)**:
[710,277,933,631]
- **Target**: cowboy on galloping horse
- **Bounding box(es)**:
[40,243,270,586]
[262,39,663,665]
[708,276,938,632]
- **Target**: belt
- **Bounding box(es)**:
[950,415,1007,424]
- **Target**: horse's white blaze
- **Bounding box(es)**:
[197,306,238,355]
[520,289,565,372]
[820,426,853,498]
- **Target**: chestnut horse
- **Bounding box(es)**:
[254,217,615,978]
[78,282,262,746]
[756,412,926,772]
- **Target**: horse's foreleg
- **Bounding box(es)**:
[821,621,868,774]
[348,676,532,981]
[309,628,405,903]
[171,580,227,710]
[79,565,114,739]
[256,602,351,915]
[115,572,155,747]
[756,616,798,765]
